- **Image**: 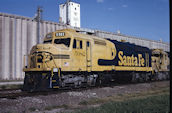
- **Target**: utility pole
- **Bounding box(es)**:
[35,6,43,44]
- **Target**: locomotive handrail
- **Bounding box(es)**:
[50,54,58,68]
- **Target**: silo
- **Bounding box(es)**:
[51,23,55,32]
[40,22,47,43]
[42,22,47,41]
[27,20,32,54]
[9,17,16,79]
[21,19,27,79]
[58,24,63,30]
[42,22,46,42]
[0,16,3,79]
[55,24,59,30]
[49,23,53,32]
[32,21,37,46]
[1,17,10,79]
[39,22,43,43]
[47,23,51,33]
[15,18,22,79]
[27,20,37,54]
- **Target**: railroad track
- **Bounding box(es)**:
[0,80,168,99]
[0,86,97,99]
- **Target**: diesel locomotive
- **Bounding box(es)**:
[23,29,169,91]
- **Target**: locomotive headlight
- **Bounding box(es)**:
[37,54,44,63]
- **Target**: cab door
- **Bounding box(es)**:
[86,41,92,72]
[72,38,86,71]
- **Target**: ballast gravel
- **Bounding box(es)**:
[0,81,169,113]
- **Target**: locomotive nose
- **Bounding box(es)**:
[36,44,52,50]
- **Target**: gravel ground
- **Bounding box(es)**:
[0,81,169,113]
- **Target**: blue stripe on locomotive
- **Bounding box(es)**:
[98,39,152,67]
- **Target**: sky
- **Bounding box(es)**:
[0,0,169,43]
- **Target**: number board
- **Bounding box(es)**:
[56,32,65,37]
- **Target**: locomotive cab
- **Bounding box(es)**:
[23,29,76,91]
[24,30,72,70]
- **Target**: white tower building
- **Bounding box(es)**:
[59,0,80,28]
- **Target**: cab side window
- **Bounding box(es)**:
[80,41,82,49]
[87,41,90,47]
[73,38,83,49]
[73,39,76,48]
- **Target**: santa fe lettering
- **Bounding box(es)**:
[118,51,145,67]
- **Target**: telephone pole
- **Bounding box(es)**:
[35,6,43,44]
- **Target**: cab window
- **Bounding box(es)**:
[44,40,52,44]
[73,39,82,49]
[152,54,159,57]
[73,39,76,48]
[54,38,71,47]
[80,41,82,49]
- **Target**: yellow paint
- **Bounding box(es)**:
[23,29,169,74]
[151,49,169,72]
[53,86,59,88]
[52,80,56,82]
[118,51,145,67]
[114,66,152,72]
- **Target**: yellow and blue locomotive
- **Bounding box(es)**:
[23,29,169,91]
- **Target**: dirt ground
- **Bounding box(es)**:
[0,81,169,113]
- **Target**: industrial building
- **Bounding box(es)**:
[0,0,170,80]
[59,1,80,28]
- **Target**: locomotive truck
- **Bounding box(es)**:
[23,29,169,91]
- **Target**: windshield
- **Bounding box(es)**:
[54,38,71,47]
[44,40,52,44]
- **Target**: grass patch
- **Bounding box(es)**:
[76,86,169,113]
[79,87,169,106]
[44,104,69,111]
[76,94,170,113]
